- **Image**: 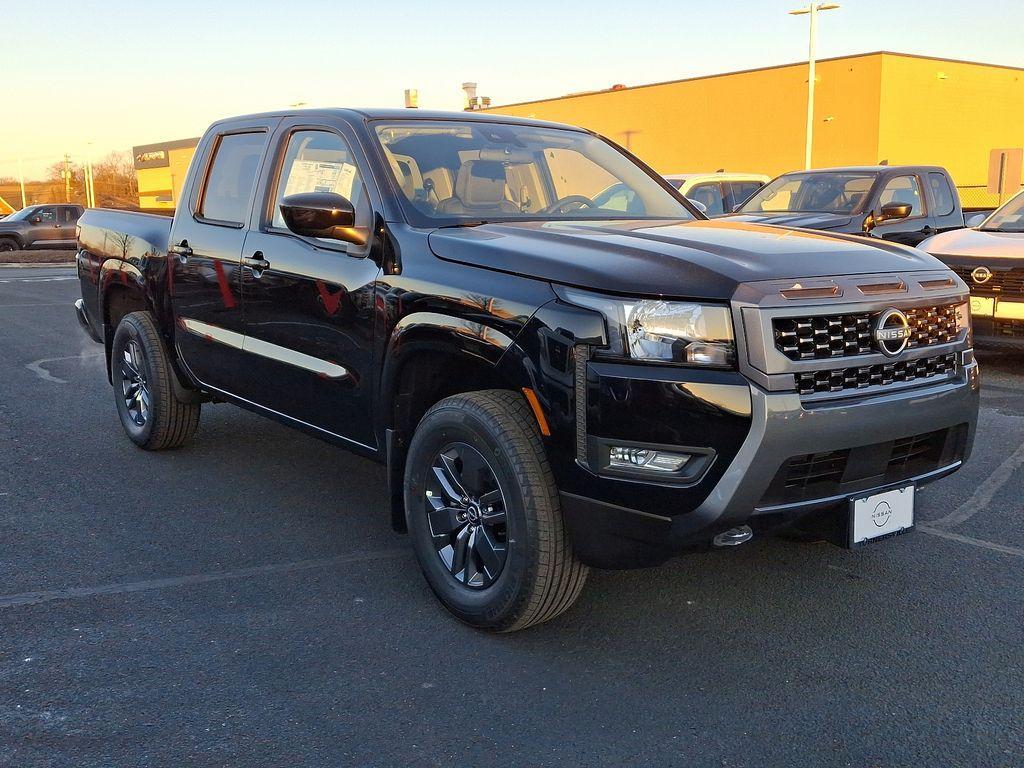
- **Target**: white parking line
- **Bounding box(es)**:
[927,441,1024,528]
[918,525,1024,558]
[25,353,104,384]
[0,548,408,610]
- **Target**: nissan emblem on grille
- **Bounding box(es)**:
[971,266,993,284]
[873,308,912,357]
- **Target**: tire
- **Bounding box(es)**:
[0,238,20,252]
[404,390,588,632]
[111,311,201,450]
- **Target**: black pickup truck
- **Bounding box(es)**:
[75,109,979,631]
[726,166,966,246]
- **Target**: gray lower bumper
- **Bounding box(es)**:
[678,360,980,538]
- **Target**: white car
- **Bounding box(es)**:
[921,190,1024,347]
[664,173,770,217]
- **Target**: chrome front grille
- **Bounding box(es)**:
[773,304,959,361]
[949,266,1024,297]
[796,352,957,395]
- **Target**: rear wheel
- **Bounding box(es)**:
[0,238,19,252]
[111,311,201,450]
[404,390,588,632]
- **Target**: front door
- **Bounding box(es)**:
[169,125,273,391]
[28,206,61,246]
[234,124,380,447]
[871,174,931,246]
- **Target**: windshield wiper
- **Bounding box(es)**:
[437,220,491,229]
[982,227,1023,233]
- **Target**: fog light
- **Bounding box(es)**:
[608,446,691,473]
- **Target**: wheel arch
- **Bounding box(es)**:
[0,232,25,249]
[99,260,151,383]
[379,312,539,531]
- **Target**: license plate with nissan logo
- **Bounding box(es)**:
[849,486,915,546]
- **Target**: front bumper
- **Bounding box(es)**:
[561,360,979,568]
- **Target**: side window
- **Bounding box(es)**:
[199,132,266,224]
[878,175,924,217]
[927,172,956,217]
[687,183,726,216]
[544,148,619,200]
[35,207,56,223]
[727,181,762,209]
[59,207,80,224]
[271,130,370,241]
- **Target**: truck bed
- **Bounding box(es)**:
[78,208,172,261]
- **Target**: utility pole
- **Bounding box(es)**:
[63,153,72,202]
[789,3,840,170]
[17,156,27,208]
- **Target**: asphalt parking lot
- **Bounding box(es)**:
[1,265,1022,768]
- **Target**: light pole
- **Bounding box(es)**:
[789,2,839,170]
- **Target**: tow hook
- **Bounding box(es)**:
[713,525,754,547]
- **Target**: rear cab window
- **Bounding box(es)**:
[927,172,956,217]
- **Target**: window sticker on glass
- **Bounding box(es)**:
[284,160,357,199]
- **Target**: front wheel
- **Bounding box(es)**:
[111,311,201,450]
[404,390,588,632]
[0,238,20,252]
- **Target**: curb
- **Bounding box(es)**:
[0,262,77,269]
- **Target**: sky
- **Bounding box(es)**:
[1,0,1022,179]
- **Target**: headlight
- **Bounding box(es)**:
[555,287,736,368]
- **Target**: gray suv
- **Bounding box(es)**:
[0,204,84,251]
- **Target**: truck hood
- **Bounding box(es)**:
[721,212,856,231]
[427,219,941,300]
[920,226,1024,259]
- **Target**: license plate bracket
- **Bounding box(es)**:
[848,486,915,547]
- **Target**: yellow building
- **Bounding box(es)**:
[482,52,1024,208]
[133,137,200,211]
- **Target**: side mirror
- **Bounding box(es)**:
[279,192,366,246]
[965,212,987,227]
[31,216,42,224]
[876,202,912,223]
[686,197,708,215]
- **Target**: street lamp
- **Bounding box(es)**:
[789,2,839,170]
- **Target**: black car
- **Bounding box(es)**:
[74,110,978,631]
[0,204,84,251]
[725,166,966,246]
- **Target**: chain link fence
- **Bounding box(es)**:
[957,185,1023,212]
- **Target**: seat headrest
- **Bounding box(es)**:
[455,160,508,206]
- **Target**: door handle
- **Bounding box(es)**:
[242,252,270,272]
[168,241,193,262]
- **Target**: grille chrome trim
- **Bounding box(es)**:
[733,270,970,395]
[796,353,957,396]
[773,303,958,361]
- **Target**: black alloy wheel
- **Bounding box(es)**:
[0,239,18,252]
[119,339,151,427]
[425,442,509,589]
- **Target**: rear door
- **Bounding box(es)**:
[57,206,81,245]
[233,121,381,447]
[724,180,763,212]
[168,120,274,391]
[925,171,964,233]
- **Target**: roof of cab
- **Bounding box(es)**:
[210,107,588,133]
[779,165,949,174]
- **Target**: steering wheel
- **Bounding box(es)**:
[541,194,597,215]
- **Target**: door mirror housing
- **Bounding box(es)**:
[31,216,42,224]
[686,197,708,215]
[877,202,913,223]
[279,192,366,246]
[965,212,988,227]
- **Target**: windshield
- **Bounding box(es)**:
[373,121,694,225]
[982,191,1024,232]
[740,172,876,215]
[3,207,36,222]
